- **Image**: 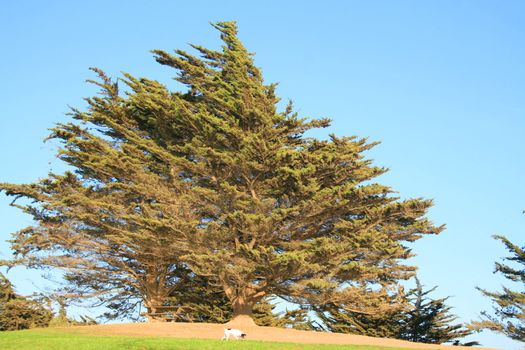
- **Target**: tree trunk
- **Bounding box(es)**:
[222,279,265,327]
[143,270,171,322]
[232,297,254,318]
[226,293,259,327]
[144,296,166,322]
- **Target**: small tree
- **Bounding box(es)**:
[314,287,407,338]
[315,277,472,344]
[281,308,316,330]
[252,299,315,329]
[399,277,471,344]
[471,235,525,342]
[0,273,53,331]
[251,298,287,327]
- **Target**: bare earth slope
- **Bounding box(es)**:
[69,322,494,350]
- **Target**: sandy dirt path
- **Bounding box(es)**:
[69,322,494,350]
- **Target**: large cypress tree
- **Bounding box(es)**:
[0,70,209,321]
[148,22,443,323]
[1,22,442,323]
[471,235,525,341]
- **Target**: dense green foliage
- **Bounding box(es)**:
[0,67,210,320]
[252,299,315,329]
[0,273,52,331]
[149,21,442,319]
[471,235,525,342]
[314,288,405,338]
[0,22,441,323]
[316,277,471,344]
[398,278,471,344]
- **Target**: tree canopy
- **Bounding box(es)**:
[0,68,207,320]
[0,21,442,324]
[471,235,525,342]
[315,276,472,344]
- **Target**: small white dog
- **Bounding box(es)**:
[222,328,247,340]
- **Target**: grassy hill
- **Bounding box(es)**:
[0,328,415,350]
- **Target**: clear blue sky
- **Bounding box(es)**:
[1,1,524,348]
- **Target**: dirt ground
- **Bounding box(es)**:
[70,320,494,350]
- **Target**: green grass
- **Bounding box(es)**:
[0,328,413,350]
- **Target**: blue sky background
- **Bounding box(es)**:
[1,1,524,348]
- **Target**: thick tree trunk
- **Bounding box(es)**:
[143,268,171,322]
[225,288,264,327]
[221,274,266,327]
[144,296,167,322]
[228,298,257,327]
[232,297,254,318]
